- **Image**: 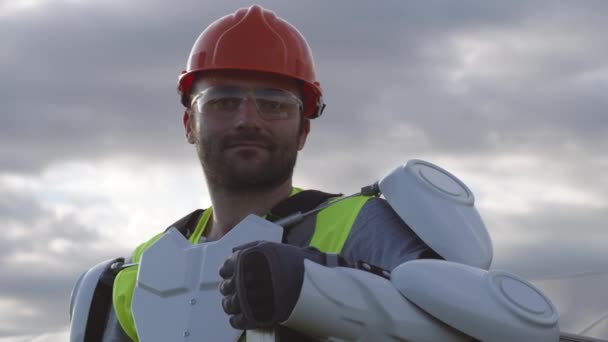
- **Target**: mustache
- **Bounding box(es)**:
[221,133,276,150]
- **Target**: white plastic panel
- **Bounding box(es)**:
[132,215,283,342]
[392,259,560,342]
[284,260,470,341]
[378,159,493,269]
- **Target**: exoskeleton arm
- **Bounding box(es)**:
[282,259,560,342]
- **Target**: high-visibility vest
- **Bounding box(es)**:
[113,190,372,341]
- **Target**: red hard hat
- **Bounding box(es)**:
[177,4,325,119]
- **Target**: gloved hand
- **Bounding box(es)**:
[218,241,327,330]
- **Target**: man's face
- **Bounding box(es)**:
[184,70,310,192]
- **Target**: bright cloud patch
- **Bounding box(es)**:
[0,157,208,335]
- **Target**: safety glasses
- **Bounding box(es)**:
[190,85,303,121]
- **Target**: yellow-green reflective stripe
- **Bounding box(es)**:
[309,195,372,253]
[113,230,165,342]
[189,208,213,244]
[113,266,140,342]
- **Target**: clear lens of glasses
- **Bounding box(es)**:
[191,86,303,120]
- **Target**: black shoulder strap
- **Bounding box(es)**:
[164,208,205,238]
[267,190,341,221]
[165,190,341,239]
[269,190,341,243]
[84,258,124,342]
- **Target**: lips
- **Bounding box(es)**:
[226,141,268,149]
[223,133,274,150]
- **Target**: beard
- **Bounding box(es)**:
[197,129,299,192]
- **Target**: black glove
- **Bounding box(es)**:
[218,241,327,330]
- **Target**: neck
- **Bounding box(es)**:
[205,179,293,240]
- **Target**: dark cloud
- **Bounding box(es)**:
[3,1,608,172]
[489,204,608,278]
[0,267,83,336]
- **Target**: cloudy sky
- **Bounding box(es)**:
[1,0,607,339]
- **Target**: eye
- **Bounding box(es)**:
[204,97,241,113]
[256,99,283,113]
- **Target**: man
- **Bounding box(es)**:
[175,7,438,331]
[71,5,439,341]
[70,5,565,341]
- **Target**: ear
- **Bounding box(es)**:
[183,110,197,144]
[297,119,311,150]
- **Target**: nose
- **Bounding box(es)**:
[233,96,262,130]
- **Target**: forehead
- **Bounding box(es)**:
[191,70,302,96]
